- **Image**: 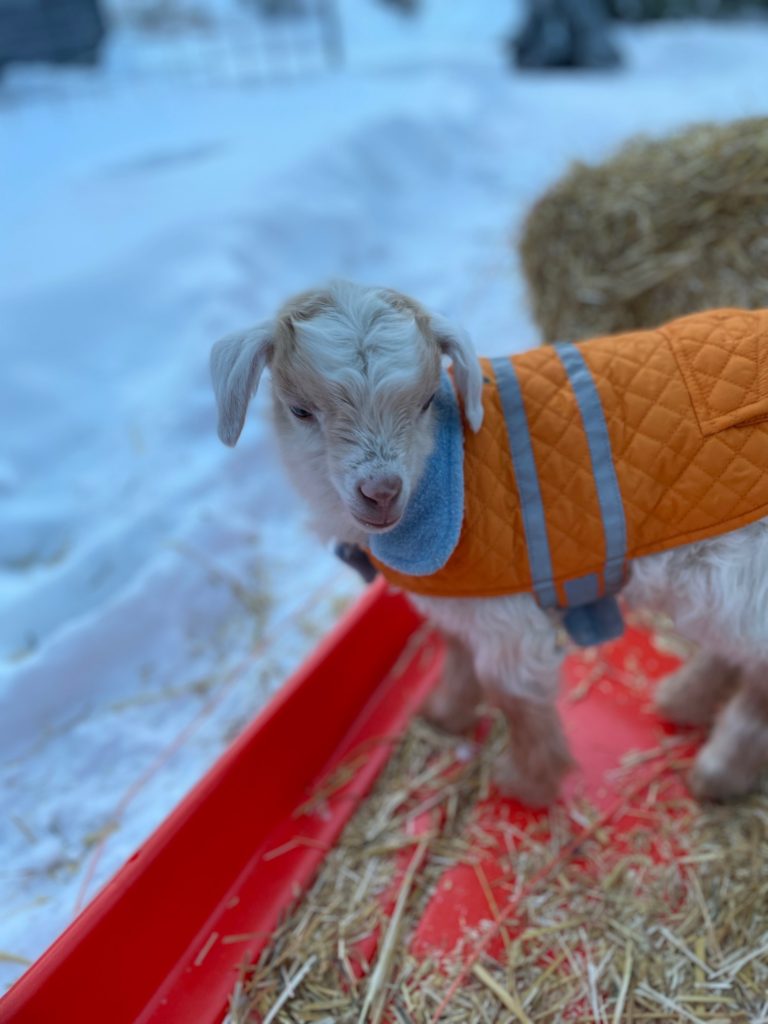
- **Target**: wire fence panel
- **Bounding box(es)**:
[0,0,343,89]
[112,0,343,83]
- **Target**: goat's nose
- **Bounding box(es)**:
[358,474,403,508]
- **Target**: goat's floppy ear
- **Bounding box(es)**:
[430,313,484,433]
[210,323,273,446]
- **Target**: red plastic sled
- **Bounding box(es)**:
[0,579,685,1023]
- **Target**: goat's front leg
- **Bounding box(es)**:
[690,666,768,801]
[488,689,574,807]
[421,633,481,735]
[473,604,573,807]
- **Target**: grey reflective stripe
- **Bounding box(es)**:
[492,357,558,608]
[556,343,627,593]
[564,572,600,607]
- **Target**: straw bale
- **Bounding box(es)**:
[519,117,768,343]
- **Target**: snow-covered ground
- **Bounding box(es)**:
[2,0,768,990]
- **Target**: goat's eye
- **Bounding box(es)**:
[289,405,313,420]
[421,392,437,414]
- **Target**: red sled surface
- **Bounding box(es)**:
[0,580,686,1024]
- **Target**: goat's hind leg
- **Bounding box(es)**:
[690,666,768,801]
[654,651,738,728]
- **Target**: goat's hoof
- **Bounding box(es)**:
[420,707,478,736]
[493,754,569,808]
[689,751,755,802]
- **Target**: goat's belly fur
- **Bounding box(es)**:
[369,308,768,613]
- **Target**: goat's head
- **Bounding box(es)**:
[210,280,483,536]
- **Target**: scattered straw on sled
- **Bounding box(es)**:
[228,710,768,1023]
[519,116,768,345]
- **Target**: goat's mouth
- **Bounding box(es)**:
[352,512,403,533]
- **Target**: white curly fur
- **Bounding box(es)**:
[211,281,768,806]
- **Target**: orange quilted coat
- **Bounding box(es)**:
[369,309,768,622]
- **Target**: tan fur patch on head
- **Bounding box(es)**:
[379,288,436,350]
[278,288,336,323]
[273,284,438,359]
[271,284,436,378]
[273,288,336,353]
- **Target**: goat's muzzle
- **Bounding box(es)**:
[352,473,405,531]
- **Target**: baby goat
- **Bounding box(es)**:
[210,280,768,806]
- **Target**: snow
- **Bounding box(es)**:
[2,0,768,991]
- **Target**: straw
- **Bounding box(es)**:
[231,706,768,1023]
[519,117,768,345]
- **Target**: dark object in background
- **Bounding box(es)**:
[608,0,768,17]
[251,0,308,15]
[512,0,622,69]
[0,0,105,72]
[378,0,420,13]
